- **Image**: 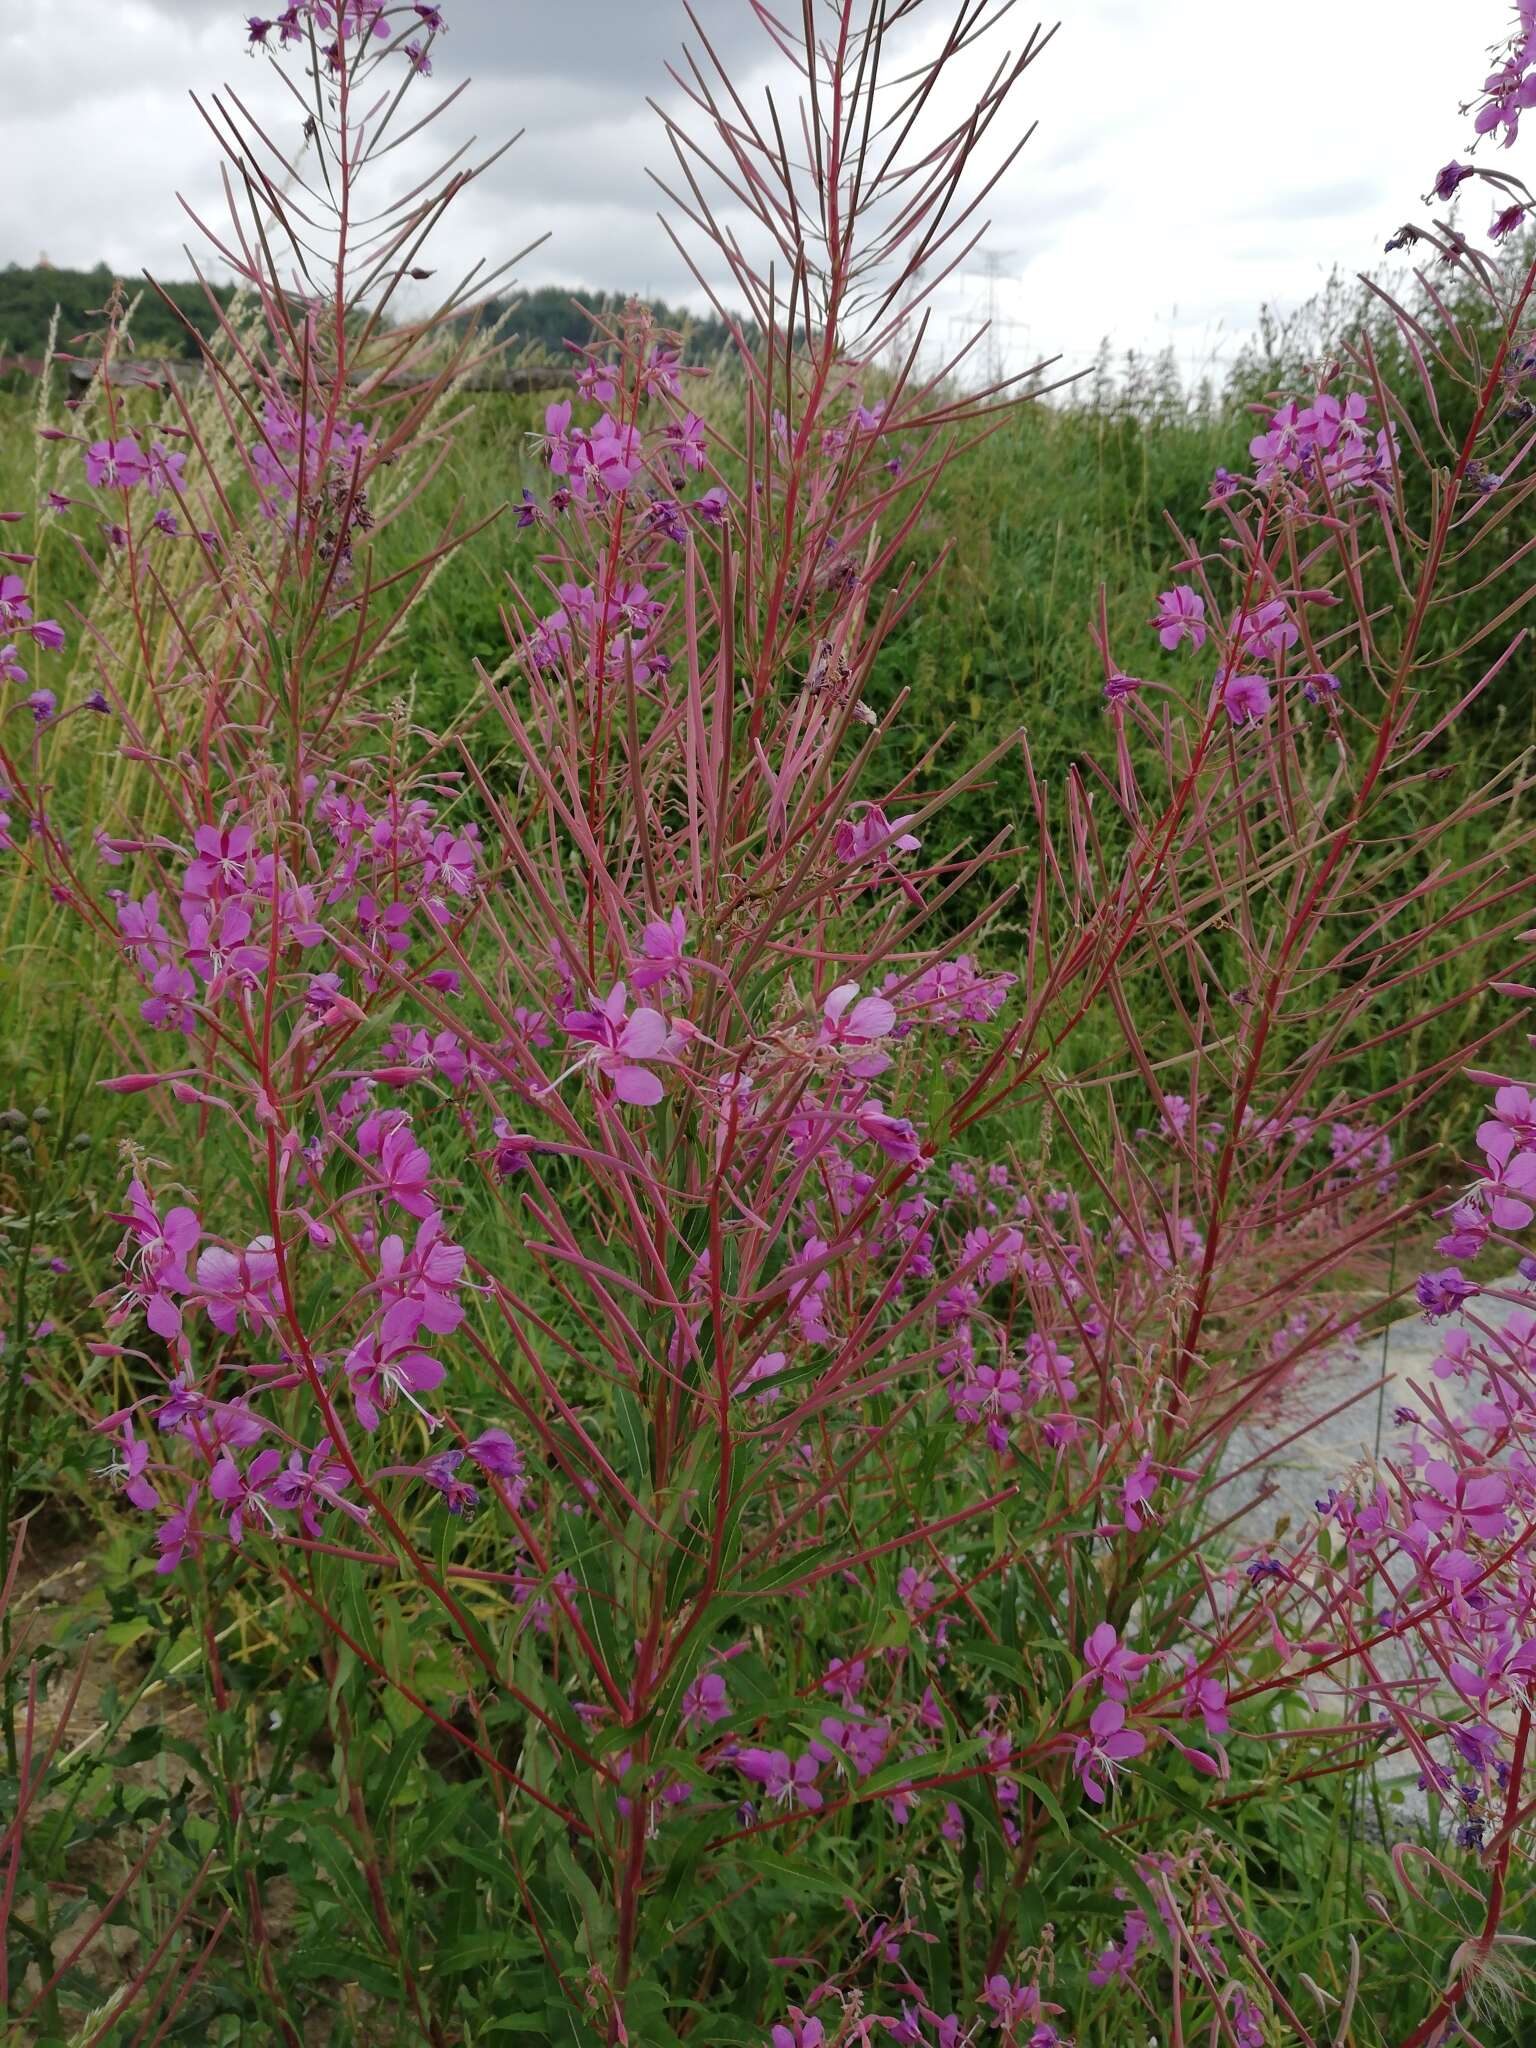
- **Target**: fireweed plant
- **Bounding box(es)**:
[8,0,1536,2041]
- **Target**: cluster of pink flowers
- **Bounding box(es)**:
[1124,560,1352,727]
[0,538,68,752]
[1473,2,1536,148]
[245,0,446,71]
[108,789,479,1040]
[1245,389,1397,496]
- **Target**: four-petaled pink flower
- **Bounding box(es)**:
[680,1671,731,1730]
[377,1213,465,1335]
[84,437,150,490]
[1073,1699,1145,1803]
[1082,1621,1151,1701]
[1151,584,1207,651]
[736,1745,823,1810]
[117,1179,200,1340]
[345,1299,446,1431]
[819,982,896,1075]
[209,1448,285,1544]
[194,1238,280,1335]
[371,1120,437,1219]
[562,982,669,1105]
[1408,1460,1509,1583]
[1221,673,1272,726]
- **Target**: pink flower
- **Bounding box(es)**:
[1478,1084,1536,1152]
[371,1120,436,1219]
[733,1349,785,1403]
[978,1976,1060,2039]
[1431,161,1473,201]
[208,1448,284,1544]
[665,411,709,473]
[855,1099,923,1164]
[1119,1454,1158,1532]
[680,1671,731,1730]
[345,1299,446,1431]
[194,1239,280,1336]
[823,983,897,1064]
[1103,669,1145,703]
[1082,1621,1151,1701]
[116,1179,200,1340]
[1479,1125,1536,1230]
[1182,1670,1230,1739]
[466,1430,528,1508]
[1234,598,1298,662]
[1436,1198,1489,1261]
[377,1213,465,1335]
[1151,584,1207,651]
[102,1419,159,1511]
[834,803,920,866]
[898,1566,937,1617]
[146,440,186,495]
[1073,1699,1145,1803]
[562,982,669,1106]
[1409,1459,1509,1562]
[84,437,150,490]
[736,1746,823,1810]
[632,906,691,997]
[821,1655,865,1704]
[1449,1636,1536,1711]
[155,1488,203,1574]
[1221,673,1272,725]
[265,1440,361,1539]
[786,1235,835,1344]
[770,2014,824,2048]
[1416,1267,1478,1318]
[0,575,31,631]
[183,822,256,905]
[425,829,477,899]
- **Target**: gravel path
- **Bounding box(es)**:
[1219,1284,1529,1833]
[1225,1283,1528,1543]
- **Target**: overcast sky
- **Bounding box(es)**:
[0,0,1503,387]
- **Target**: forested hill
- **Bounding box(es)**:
[0,265,739,362]
[0,263,234,359]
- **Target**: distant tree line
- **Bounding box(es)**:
[485,285,745,361]
[0,262,233,360]
[0,264,745,366]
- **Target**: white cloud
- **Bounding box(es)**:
[0,0,1511,388]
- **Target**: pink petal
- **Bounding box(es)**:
[614,1065,664,1107]
[618,1007,667,1060]
[848,996,896,1041]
